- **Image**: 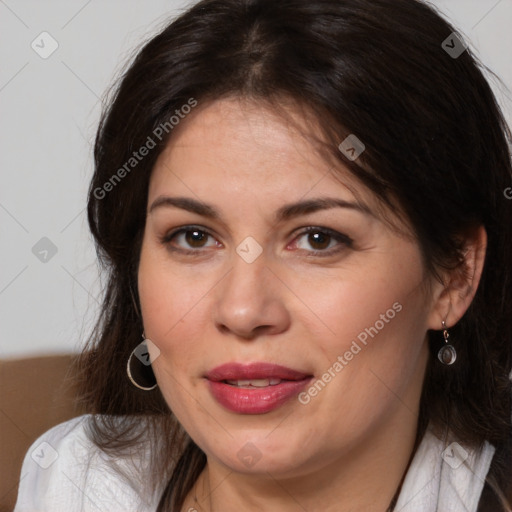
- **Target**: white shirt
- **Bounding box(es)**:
[14,414,496,511]
[14,415,161,512]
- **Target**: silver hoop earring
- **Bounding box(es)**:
[126,335,158,391]
[437,320,457,365]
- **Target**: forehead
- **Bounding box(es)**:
[146,97,416,241]
[148,97,381,218]
[147,98,415,244]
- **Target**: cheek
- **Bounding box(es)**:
[304,250,430,409]
[306,270,430,429]
[309,250,427,354]
[139,234,184,330]
[137,241,214,372]
[138,249,204,419]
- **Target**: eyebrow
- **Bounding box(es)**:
[149,195,372,222]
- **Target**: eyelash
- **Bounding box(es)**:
[159,225,353,257]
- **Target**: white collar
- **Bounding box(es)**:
[394,423,496,512]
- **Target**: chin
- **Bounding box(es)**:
[207,436,309,475]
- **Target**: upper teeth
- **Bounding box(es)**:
[226,378,282,387]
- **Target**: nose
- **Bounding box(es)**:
[212,251,291,341]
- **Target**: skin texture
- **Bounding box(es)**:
[137,97,486,512]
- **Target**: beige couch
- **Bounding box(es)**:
[0,355,84,512]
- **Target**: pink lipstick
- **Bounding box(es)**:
[205,362,313,414]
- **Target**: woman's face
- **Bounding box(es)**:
[138,97,439,477]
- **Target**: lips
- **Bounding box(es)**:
[205,362,311,382]
[205,362,313,414]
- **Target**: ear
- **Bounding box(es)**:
[427,224,487,329]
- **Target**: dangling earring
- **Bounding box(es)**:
[437,320,457,365]
[126,333,158,390]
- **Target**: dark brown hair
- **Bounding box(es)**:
[75,0,512,510]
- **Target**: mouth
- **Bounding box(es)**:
[223,378,286,388]
[205,362,312,382]
[205,362,313,414]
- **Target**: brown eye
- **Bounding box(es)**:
[184,229,209,248]
[307,231,331,250]
[161,226,219,254]
[161,225,352,257]
[293,227,353,256]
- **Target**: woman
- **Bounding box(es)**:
[14,0,512,510]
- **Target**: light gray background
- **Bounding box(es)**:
[1,0,511,358]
